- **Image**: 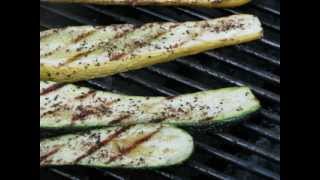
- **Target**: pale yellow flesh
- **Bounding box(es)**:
[40,124,194,168]
[40,81,261,129]
[42,0,251,8]
[40,14,263,82]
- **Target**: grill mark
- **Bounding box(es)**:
[150,108,190,123]
[165,96,177,100]
[73,126,131,164]
[109,23,179,61]
[72,30,96,44]
[41,29,97,58]
[71,99,117,123]
[109,53,126,61]
[110,23,180,61]
[40,146,62,164]
[150,117,167,123]
[59,50,94,67]
[75,90,96,100]
[108,115,131,125]
[40,83,65,96]
[106,126,162,164]
[98,98,119,107]
[71,106,96,122]
[40,108,61,119]
[60,26,137,66]
[149,114,176,123]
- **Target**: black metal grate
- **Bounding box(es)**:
[40,0,280,179]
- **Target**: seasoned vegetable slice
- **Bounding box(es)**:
[40,14,263,82]
[41,0,251,8]
[40,124,194,168]
[40,81,261,129]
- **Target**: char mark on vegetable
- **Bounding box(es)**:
[73,126,132,164]
[40,146,62,164]
[40,83,65,96]
[75,90,96,100]
[106,126,162,164]
[108,114,131,125]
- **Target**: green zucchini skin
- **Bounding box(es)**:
[40,124,194,169]
[40,81,261,129]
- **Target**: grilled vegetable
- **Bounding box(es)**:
[40,81,261,129]
[40,14,263,82]
[40,124,194,168]
[40,0,251,8]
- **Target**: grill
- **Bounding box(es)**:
[40,0,280,179]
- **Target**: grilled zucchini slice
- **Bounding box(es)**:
[40,124,194,168]
[40,14,263,82]
[41,0,251,8]
[40,81,261,129]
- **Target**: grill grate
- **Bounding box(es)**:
[40,1,280,179]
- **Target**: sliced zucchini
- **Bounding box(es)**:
[40,14,263,82]
[40,124,194,168]
[40,81,261,129]
[41,0,251,8]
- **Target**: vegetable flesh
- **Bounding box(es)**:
[41,0,251,8]
[40,81,261,129]
[40,14,263,82]
[40,124,194,168]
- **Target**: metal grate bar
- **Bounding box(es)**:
[82,4,142,24]
[260,109,280,123]
[95,169,128,180]
[176,58,280,103]
[251,3,280,16]
[204,51,280,84]
[49,169,81,180]
[40,4,92,24]
[196,142,280,180]
[243,123,280,142]
[222,8,280,32]
[187,160,236,180]
[153,170,186,180]
[235,44,280,66]
[102,171,127,180]
[214,133,280,163]
[147,65,279,122]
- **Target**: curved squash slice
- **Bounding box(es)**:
[40,81,261,129]
[41,0,251,8]
[40,14,263,82]
[40,124,194,168]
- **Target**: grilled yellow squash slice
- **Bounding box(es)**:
[40,81,260,129]
[40,14,263,82]
[41,0,251,8]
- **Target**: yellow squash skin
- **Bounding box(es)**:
[40,14,263,82]
[41,0,251,8]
